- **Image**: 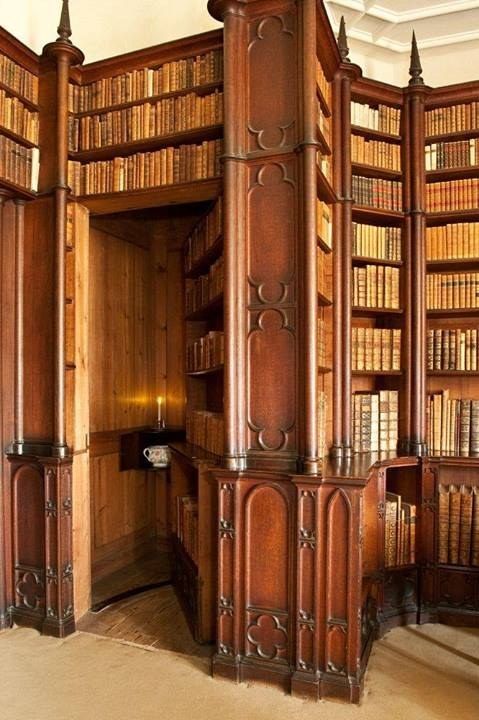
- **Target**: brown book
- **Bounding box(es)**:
[438,483,450,564]
[472,487,479,566]
[448,484,461,564]
[385,491,400,567]
[458,485,473,565]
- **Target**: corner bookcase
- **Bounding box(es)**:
[1,0,479,709]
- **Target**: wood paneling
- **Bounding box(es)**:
[89,225,158,432]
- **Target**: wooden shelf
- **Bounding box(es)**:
[316,124,332,156]
[427,308,479,317]
[316,84,332,118]
[73,81,223,118]
[0,177,36,200]
[384,564,418,573]
[351,124,401,144]
[352,306,403,316]
[427,209,479,225]
[427,370,479,376]
[427,258,479,272]
[0,123,36,149]
[77,177,222,215]
[352,162,402,181]
[426,166,479,183]
[185,292,223,321]
[352,255,403,267]
[318,366,332,374]
[169,441,221,468]
[0,79,38,111]
[316,166,336,204]
[318,290,332,307]
[70,124,223,162]
[426,128,479,144]
[187,364,224,377]
[317,235,332,254]
[353,370,402,376]
[352,205,404,225]
[185,234,223,278]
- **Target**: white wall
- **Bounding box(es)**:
[0,0,221,63]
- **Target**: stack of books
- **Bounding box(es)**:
[185,256,223,315]
[426,139,479,170]
[385,492,416,567]
[186,331,224,372]
[352,327,401,371]
[352,136,401,170]
[352,390,399,453]
[353,222,401,261]
[427,179,479,212]
[353,264,400,308]
[426,222,479,260]
[0,53,38,104]
[427,391,479,456]
[184,197,222,272]
[427,328,479,371]
[352,175,402,211]
[426,102,479,136]
[351,101,400,135]
[186,410,224,455]
[427,271,479,309]
[68,49,224,113]
[438,484,479,565]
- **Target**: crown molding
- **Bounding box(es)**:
[326,0,479,24]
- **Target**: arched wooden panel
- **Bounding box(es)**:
[12,463,45,613]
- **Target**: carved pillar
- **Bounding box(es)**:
[335,62,361,457]
[42,6,84,458]
[209,0,325,474]
[404,37,429,456]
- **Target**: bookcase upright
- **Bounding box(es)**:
[0,0,479,707]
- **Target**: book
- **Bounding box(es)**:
[351,101,400,136]
[458,485,474,565]
[438,483,450,564]
[448,485,461,564]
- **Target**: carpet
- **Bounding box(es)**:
[1,623,478,720]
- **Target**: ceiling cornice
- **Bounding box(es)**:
[326,0,479,24]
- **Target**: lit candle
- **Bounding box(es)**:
[157,396,163,427]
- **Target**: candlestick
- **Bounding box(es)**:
[157,396,165,429]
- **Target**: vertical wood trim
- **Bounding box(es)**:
[298,0,319,472]
[331,74,343,455]
[13,200,25,450]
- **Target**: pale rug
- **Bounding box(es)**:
[1,623,478,720]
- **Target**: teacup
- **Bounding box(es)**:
[143,445,171,468]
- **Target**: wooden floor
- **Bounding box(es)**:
[91,550,172,606]
[79,552,212,659]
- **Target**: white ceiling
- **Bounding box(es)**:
[1,1,479,86]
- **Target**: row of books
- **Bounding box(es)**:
[186,331,224,372]
[352,264,400,309]
[385,492,416,568]
[352,327,401,372]
[0,88,39,144]
[67,139,223,196]
[317,200,332,249]
[350,101,401,136]
[318,391,327,459]
[425,139,479,171]
[351,135,401,171]
[352,390,399,453]
[184,197,223,274]
[315,58,331,110]
[0,52,38,105]
[427,329,479,371]
[186,410,224,455]
[427,391,479,456]
[426,102,479,137]
[352,176,402,212]
[426,271,479,310]
[68,90,224,152]
[352,222,401,262]
[176,495,198,565]
[438,484,479,566]
[318,318,327,367]
[68,50,224,113]
[0,136,39,191]
[185,256,223,316]
[426,222,479,260]
[426,179,479,213]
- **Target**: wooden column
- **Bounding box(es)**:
[42,7,84,458]
[12,200,25,454]
[335,62,360,457]
[404,37,428,456]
